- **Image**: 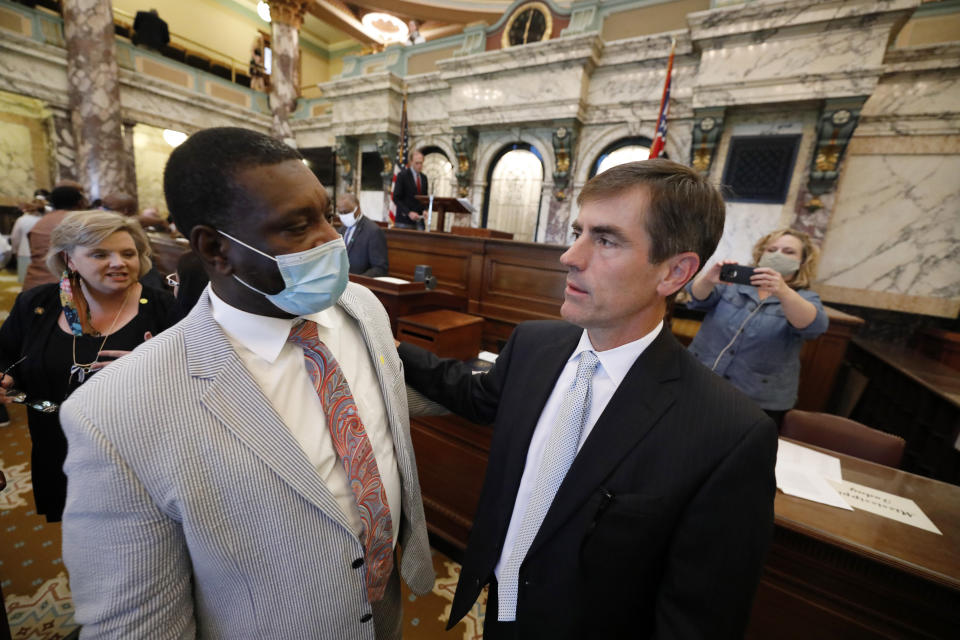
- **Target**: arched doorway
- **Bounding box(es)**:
[483,143,544,242]
[419,146,456,230]
[590,136,653,178]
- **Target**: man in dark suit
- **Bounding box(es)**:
[337,193,389,277]
[399,159,778,639]
[392,151,428,230]
[132,9,170,51]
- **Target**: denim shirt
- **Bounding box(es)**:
[685,282,829,410]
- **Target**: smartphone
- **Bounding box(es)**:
[719,264,757,286]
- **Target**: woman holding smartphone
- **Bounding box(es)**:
[685,228,828,427]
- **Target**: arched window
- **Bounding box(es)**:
[483,143,544,242]
[419,146,456,230]
[590,136,652,178]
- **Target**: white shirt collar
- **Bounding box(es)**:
[570,320,664,387]
[208,284,340,363]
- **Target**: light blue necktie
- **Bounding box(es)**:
[497,350,600,621]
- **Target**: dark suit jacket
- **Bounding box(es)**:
[340,215,388,277]
[132,11,169,49]
[399,320,777,639]
[392,167,428,227]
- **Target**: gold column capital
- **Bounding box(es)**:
[268,0,308,29]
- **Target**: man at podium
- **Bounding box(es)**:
[393,151,428,230]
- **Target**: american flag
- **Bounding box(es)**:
[649,39,675,159]
[388,91,409,223]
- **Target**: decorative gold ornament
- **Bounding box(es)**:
[692,148,711,172]
[815,146,839,172]
[268,0,308,29]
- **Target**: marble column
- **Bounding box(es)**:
[48,106,78,183]
[335,135,358,195]
[121,120,139,203]
[793,99,865,245]
[543,123,579,244]
[268,0,307,147]
[62,0,126,201]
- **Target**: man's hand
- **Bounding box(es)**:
[1,374,15,405]
[409,212,422,221]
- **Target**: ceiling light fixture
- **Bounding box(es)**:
[361,12,409,44]
[257,1,271,23]
[162,129,187,148]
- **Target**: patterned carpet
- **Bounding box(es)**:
[0,268,486,639]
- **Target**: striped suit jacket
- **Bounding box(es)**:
[60,284,434,639]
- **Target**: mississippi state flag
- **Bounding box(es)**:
[649,40,675,159]
[388,92,409,223]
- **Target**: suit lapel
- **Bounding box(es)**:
[182,293,355,535]
[526,327,682,558]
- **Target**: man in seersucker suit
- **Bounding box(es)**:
[60,127,434,639]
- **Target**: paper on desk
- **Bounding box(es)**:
[373,276,410,284]
[777,440,843,481]
[456,198,477,214]
[827,480,942,534]
[776,439,851,510]
[477,351,498,363]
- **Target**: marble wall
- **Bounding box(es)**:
[0,92,51,205]
[705,110,819,267]
[0,119,38,205]
[132,124,174,215]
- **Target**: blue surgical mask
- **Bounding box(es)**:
[219,231,348,316]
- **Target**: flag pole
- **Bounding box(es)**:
[649,37,676,159]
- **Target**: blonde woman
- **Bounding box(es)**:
[686,228,828,426]
[0,210,174,521]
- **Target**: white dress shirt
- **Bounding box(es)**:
[209,285,401,545]
[494,321,663,580]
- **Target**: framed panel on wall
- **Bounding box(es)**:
[722,135,801,204]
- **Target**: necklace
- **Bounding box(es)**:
[70,285,133,384]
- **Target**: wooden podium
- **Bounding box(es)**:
[347,274,466,334]
[415,196,474,232]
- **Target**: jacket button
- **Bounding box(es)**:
[352,558,364,569]
[360,613,373,623]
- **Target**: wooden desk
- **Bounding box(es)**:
[748,442,960,638]
[385,228,566,350]
[347,274,466,335]
[847,338,960,485]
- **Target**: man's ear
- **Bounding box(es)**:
[656,251,700,297]
[191,225,233,276]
